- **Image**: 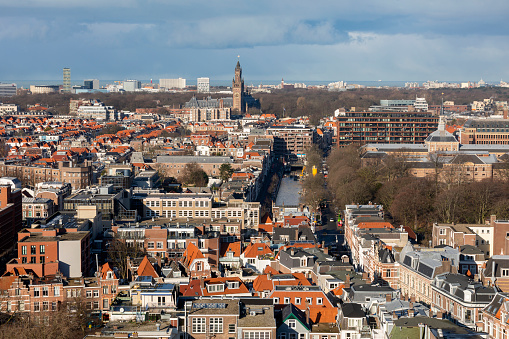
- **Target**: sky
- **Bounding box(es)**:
[1,0,509,82]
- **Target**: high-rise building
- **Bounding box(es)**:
[123,80,141,92]
[0,83,17,97]
[232,61,245,113]
[197,77,210,93]
[83,79,99,90]
[63,68,71,92]
[160,78,186,89]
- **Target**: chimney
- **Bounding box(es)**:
[410,295,415,303]
[345,274,351,288]
[441,257,451,273]
[295,228,299,241]
[408,309,415,318]
[322,241,329,255]
[400,293,405,301]
[504,110,508,120]
[362,272,369,282]
[409,301,413,309]
[157,255,162,269]
[156,323,161,331]
[305,306,310,326]
[392,311,397,320]
[386,294,392,303]
[490,215,497,227]
[199,276,205,290]
[437,311,443,319]
[291,248,295,256]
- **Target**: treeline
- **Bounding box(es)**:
[326,146,509,243]
[3,87,509,119]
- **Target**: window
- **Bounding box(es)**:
[21,246,27,255]
[290,334,296,339]
[34,288,40,297]
[93,290,99,298]
[299,334,306,339]
[439,229,446,235]
[103,299,109,309]
[280,333,286,339]
[34,302,40,312]
[284,297,290,304]
[192,318,206,333]
[93,301,99,309]
[295,297,301,305]
[148,242,154,249]
[86,290,92,298]
[244,331,270,339]
[317,298,323,305]
[40,256,45,263]
[43,301,49,311]
[43,287,48,297]
[273,298,279,304]
[157,242,163,249]
[103,286,109,294]
[210,317,223,333]
[502,269,509,277]
[306,297,312,305]
[31,257,36,264]
[51,302,57,311]
[386,269,391,278]
[31,245,36,255]
[40,245,45,254]
[54,287,60,297]
[288,319,296,328]
[229,324,236,333]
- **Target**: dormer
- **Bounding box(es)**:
[206,283,225,293]
[227,281,239,289]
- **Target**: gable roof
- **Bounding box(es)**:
[137,256,159,278]
[242,242,273,258]
[182,242,205,267]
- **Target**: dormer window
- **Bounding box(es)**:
[301,258,307,267]
[107,271,113,279]
[207,284,225,293]
[502,269,509,277]
[227,281,239,289]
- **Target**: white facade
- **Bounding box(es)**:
[414,97,428,111]
[0,103,19,113]
[123,80,141,92]
[160,78,186,89]
[197,77,210,93]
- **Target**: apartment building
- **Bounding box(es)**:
[335,111,438,147]
[431,273,496,328]
[399,244,459,306]
[6,228,90,278]
[266,125,315,158]
[432,222,492,257]
[140,192,260,230]
[0,185,22,253]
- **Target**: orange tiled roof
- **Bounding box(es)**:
[220,241,241,257]
[357,222,394,229]
[182,242,205,267]
[100,262,117,279]
[242,242,273,258]
[137,256,159,278]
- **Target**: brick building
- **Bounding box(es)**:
[0,185,22,253]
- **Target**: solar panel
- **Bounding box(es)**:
[193,303,227,309]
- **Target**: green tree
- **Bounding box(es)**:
[219,163,234,181]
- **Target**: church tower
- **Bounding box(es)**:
[232,61,245,113]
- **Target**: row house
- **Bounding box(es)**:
[431,273,497,329]
[432,222,493,257]
[252,272,311,298]
[482,256,509,293]
[240,242,274,273]
[269,285,338,324]
[181,277,251,298]
[0,263,118,317]
[482,293,509,339]
[399,243,459,306]
[187,299,276,339]
[365,240,399,288]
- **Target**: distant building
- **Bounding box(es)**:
[232,61,245,113]
[63,67,71,93]
[197,77,210,93]
[83,79,99,90]
[0,103,19,114]
[460,119,509,145]
[0,83,17,97]
[123,80,141,92]
[29,85,60,94]
[160,78,186,89]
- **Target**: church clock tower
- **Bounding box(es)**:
[232,60,245,113]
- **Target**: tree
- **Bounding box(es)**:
[98,123,124,136]
[179,163,209,187]
[219,163,234,181]
[107,233,146,281]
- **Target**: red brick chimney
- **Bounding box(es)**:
[345,274,351,288]
[437,311,443,319]
[386,294,392,302]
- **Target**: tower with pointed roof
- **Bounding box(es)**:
[232,60,245,113]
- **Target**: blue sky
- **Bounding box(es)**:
[1,0,509,82]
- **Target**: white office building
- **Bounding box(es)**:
[0,83,17,97]
[414,97,429,111]
[197,77,210,93]
[123,80,141,92]
[160,78,186,89]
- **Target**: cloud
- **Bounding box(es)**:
[0,17,48,40]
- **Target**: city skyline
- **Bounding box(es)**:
[1,1,509,81]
